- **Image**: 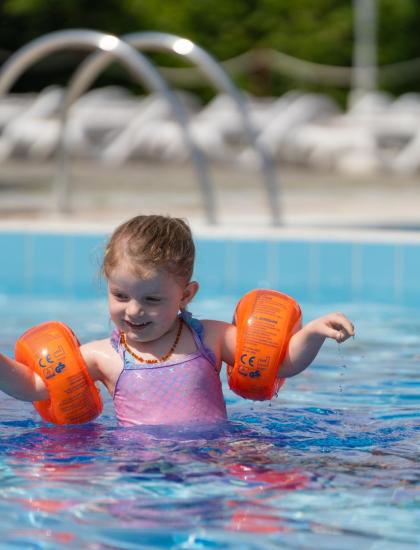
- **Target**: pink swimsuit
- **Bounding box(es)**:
[111,311,227,427]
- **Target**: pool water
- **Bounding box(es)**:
[0,294,418,549]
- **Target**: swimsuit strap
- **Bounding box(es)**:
[110,328,123,356]
[180,310,217,368]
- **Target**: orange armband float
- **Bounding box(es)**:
[15,322,103,425]
[227,289,302,400]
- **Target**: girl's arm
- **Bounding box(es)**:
[205,312,354,379]
[202,320,236,368]
[0,353,48,401]
[0,336,116,403]
[280,312,355,378]
[0,340,112,402]
[80,340,123,396]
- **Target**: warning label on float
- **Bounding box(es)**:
[243,295,288,349]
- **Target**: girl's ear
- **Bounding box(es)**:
[180,281,199,308]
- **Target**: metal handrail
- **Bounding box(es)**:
[0,29,217,223]
[66,31,282,225]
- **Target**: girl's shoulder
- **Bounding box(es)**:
[81,337,114,356]
[182,313,232,342]
[80,338,121,383]
[200,319,233,334]
[199,319,237,365]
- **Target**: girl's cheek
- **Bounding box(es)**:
[109,303,123,319]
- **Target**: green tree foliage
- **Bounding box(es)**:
[1,0,419,98]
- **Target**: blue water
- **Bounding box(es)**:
[0,294,419,549]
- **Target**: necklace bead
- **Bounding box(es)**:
[120,319,183,364]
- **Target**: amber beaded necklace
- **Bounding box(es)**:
[120,319,183,364]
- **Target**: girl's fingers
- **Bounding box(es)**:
[335,329,347,342]
[325,327,344,341]
[328,313,355,337]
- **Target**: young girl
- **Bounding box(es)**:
[0,215,354,426]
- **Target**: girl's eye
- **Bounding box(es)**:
[112,292,129,301]
[146,296,161,303]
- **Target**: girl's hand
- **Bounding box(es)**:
[305,312,355,343]
[277,312,354,378]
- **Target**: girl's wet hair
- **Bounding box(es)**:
[102,215,195,282]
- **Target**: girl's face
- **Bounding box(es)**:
[107,262,198,344]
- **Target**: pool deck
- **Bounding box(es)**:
[0,160,419,242]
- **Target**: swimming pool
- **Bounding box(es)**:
[0,229,419,549]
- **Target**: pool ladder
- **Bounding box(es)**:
[0,29,282,225]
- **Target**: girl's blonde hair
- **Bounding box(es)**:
[102,215,195,282]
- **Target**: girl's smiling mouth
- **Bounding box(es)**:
[125,320,151,329]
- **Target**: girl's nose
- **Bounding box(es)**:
[126,300,144,317]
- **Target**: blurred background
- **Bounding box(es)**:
[0,0,419,228]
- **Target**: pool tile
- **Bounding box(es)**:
[269,241,312,301]
[2,231,420,306]
[30,234,73,295]
[401,244,420,306]
[230,240,271,291]
[0,233,27,293]
[72,234,106,298]
[195,239,230,292]
[358,243,398,303]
